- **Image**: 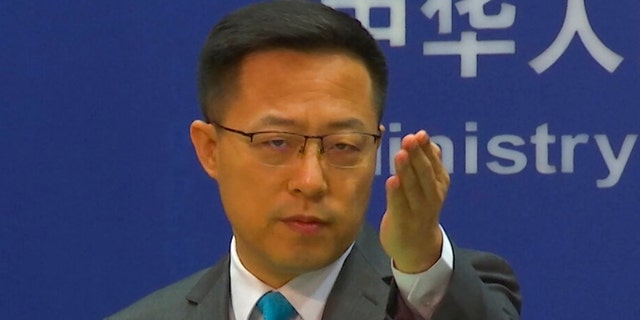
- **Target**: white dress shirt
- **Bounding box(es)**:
[229,226,454,320]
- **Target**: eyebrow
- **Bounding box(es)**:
[324,118,368,131]
[255,115,297,128]
[254,115,369,132]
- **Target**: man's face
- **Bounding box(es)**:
[194,49,380,287]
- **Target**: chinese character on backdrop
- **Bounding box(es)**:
[322,0,406,46]
[529,0,623,74]
[322,0,624,77]
[421,0,516,78]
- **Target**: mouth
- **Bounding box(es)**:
[280,215,328,235]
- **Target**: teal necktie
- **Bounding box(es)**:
[257,291,296,320]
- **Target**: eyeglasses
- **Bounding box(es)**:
[210,121,381,168]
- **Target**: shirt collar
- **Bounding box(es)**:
[229,237,353,320]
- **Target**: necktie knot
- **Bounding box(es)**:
[257,291,296,320]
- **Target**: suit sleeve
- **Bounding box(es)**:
[430,246,522,320]
[389,245,521,320]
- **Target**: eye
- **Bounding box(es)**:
[324,133,370,155]
[332,142,360,152]
[252,133,298,152]
[266,139,287,148]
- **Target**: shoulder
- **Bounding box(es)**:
[105,268,210,320]
[456,247,518,275]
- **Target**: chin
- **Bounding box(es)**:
[276,248,343,272]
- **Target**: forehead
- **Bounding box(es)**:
[223,49,378,131]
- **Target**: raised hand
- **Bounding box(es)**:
[380,130,451,273]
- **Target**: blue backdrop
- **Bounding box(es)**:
[2,1,638,319]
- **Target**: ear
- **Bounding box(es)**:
[376,124,386,149]
[190,120,219,179]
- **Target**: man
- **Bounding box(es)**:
[108,1,520,319]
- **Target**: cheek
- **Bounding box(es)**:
[215,155,281,222]
[217,173,278,240]
[331,168,376,213]
[330,172,375,246]
[216,147,279,189]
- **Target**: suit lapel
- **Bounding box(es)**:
[322,242,392,319]
[183,255,231,320]
[180,224,393,319]
[179,247,391,320]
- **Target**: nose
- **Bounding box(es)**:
[287,140,328,199]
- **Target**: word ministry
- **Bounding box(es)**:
[375,122,638,188]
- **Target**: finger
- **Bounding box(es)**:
[430,142,450,187]
[397,135,431,214]
[385,160,412,219]
[402,132,437,191]
[416,130,449,185]
[402,131,448,211]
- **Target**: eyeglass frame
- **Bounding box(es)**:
[209,120,382,167]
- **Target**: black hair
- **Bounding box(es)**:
[197,0,388,122]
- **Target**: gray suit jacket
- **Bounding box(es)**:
[107,225,521,319]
